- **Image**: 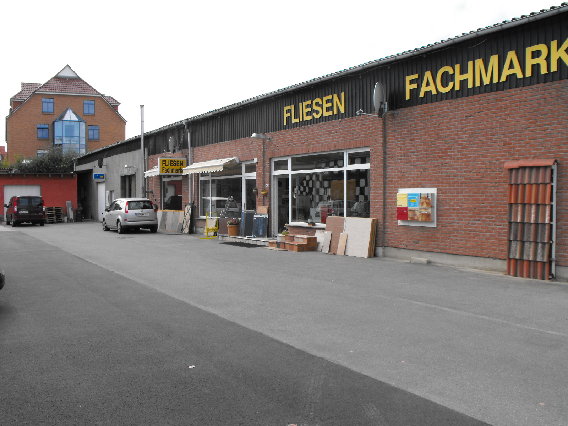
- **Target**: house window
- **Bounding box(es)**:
[37,150,49,157]
[42,98,54,113]
[84,100,95,115]
[88,125,100,140]
[37,124,49,139]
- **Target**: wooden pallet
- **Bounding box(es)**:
[45,207,63,224]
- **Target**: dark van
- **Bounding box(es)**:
[4,196,46,227]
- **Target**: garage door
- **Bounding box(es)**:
[3,185,41,220]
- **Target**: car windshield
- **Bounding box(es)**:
[128,200,153,210]
[18,197,42,207]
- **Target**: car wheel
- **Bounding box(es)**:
[117,221,124,234]
[102,220,109,231]
[150,225,158,233]
[11,220,17,227]
[40,221,45,227]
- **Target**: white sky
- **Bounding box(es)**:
[0,0,560,149]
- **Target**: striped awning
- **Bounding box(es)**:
[182,157,239,175]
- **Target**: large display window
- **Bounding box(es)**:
[199,161,256,217]
[272,149,370,234]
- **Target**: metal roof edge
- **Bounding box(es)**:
[183,4,568,122]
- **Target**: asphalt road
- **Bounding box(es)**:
[1,222,567,425]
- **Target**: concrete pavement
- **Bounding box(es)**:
[3,222,568,425]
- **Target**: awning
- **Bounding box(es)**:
[182,157,239,175]
[144,166,159,178]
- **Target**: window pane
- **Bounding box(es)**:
[244,163,256,174]
[291,170,343,223]
[84,100,95,115]
[42,98,54,113]
[346,169,370,218]
[291,152,344,171]
[199,180,211,216]
[348,151,370,166]
[273,159,288,171]
[245,179,256,212]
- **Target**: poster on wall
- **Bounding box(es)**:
[397,188,437,227]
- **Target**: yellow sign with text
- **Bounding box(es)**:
[159,158,187,175]
[405,38,568,100]
[283,92,346,126]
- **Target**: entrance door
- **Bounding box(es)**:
[272,175,289,235]
[97,182,106,222]
[4,185,41,219]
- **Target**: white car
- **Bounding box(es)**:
[102,198,158,234]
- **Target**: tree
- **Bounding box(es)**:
[15,148,77,174]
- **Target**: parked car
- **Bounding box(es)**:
[102,198,158,234]
[4,196,46,227]
[0,266,5,291]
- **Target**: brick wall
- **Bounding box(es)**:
[6,94,125,162]
[189,80,567,266]
[384,80,568,265]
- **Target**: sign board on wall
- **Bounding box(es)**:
[397,188,437,227]
[93,173,105,182]
[159,158,187,175]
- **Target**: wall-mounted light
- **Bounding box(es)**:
[251,132,271,141]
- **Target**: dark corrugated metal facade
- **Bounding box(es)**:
[189,12,566,147]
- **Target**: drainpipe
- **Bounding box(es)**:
[140,105,145,198]
[381,114,388,256]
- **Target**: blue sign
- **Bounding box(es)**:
[93,173,105,181]
[407,193,420,208]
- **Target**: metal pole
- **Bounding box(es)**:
[140,105,145,197]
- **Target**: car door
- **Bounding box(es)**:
[104,201,117,228]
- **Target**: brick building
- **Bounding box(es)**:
[5,65,125,162]
[76,6,567,280]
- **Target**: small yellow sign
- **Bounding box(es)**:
[159,158,187,175]
[396,193,408,207]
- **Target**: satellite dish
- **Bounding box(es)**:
[373,82,386,113]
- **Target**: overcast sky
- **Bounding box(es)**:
[0,0,559,150]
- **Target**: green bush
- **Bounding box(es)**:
[15,148,76,174]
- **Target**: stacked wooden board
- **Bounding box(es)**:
[321,216,378,258]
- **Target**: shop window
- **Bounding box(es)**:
[346,169,370,217]
[273,149,370,228]
[291,151,344,171]
[199,162,256,217]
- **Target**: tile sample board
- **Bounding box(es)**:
[344,217,378,258]
[325,216,345,255]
